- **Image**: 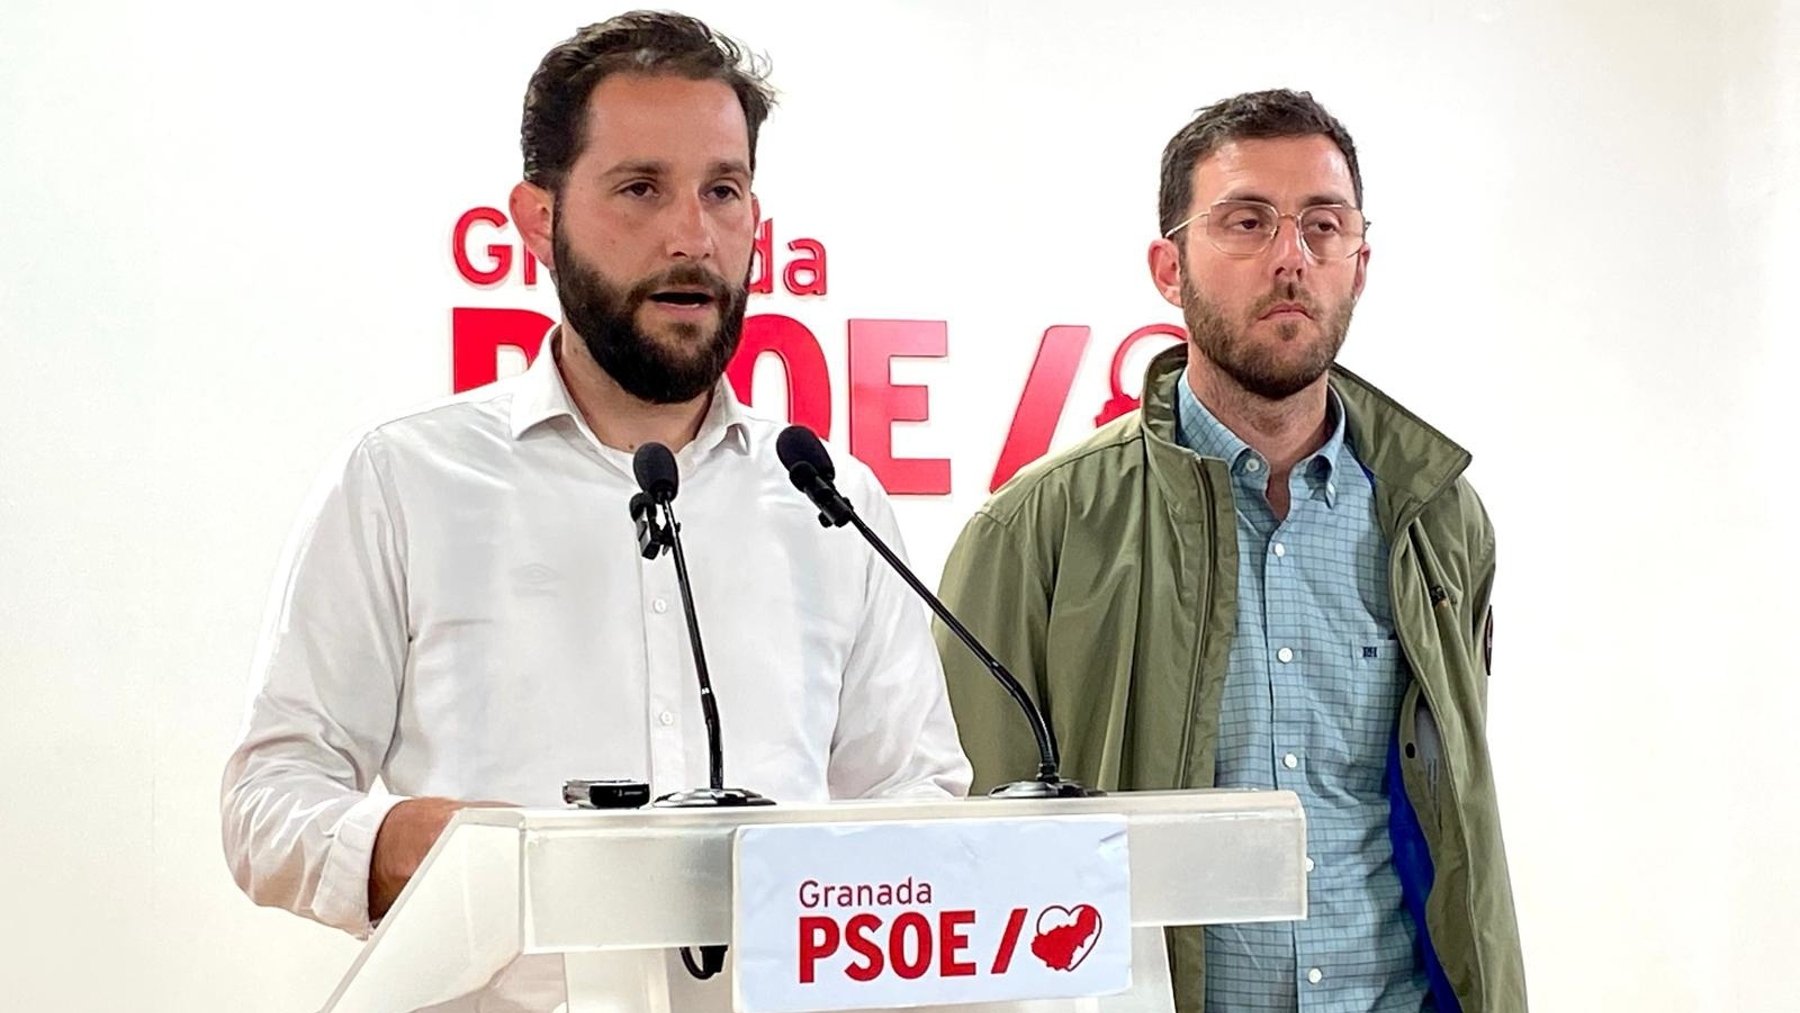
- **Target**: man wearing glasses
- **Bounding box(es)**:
[936,90,1526,1012]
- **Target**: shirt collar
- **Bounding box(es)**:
[1175,372,1351,508]
[689,376,755,457]
[1175,372,1254,469]
[507,325,578,439]
[509,326,752,456]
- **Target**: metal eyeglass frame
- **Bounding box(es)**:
[1163,199,1370,260]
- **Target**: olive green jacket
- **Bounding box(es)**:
[936,345,1526,1012]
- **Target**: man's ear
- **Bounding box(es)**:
[1149,237,1185,309]
[509,180,556,270]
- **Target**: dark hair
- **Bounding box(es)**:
[521,11,776,191]
[1157,89,1362,236]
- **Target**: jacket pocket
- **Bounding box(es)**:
[1397,682,1445,834]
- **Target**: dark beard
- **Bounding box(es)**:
[1180,275,1354,401]
[550,222,749,405]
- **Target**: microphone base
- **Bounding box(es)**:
[987,777,1103,799]
[651,787,778,808]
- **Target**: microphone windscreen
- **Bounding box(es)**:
[632,442,680,502]
[776,425,835,483]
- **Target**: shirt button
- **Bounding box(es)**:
[652,598,669,614]
[1272,542,1286,558]
[1276,647,1295,663]
[658,710,675,726]
[1305,857,1316,873]
[1283,753,1299,769]
[1307,968,1323,985]
[1244,458,1262,473]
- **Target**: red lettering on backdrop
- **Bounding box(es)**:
[848,320,950,495]
[989,325,1091,493]
[784,238,828,296]
[451,308,551,392]
[1094,324,1186,426]
[748,218,830,297]
[450,309,838,435]
[726,314,834,438]
[452,207,513,286]
[749,218,775,295]
[448,206,1187,495]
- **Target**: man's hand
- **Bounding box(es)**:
[368,797,507,921]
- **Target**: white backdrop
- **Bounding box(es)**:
[3,1,1798,1010]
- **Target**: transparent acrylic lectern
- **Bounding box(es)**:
[319,790,1306,1013]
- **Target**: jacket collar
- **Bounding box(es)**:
[1139,344,1472,525]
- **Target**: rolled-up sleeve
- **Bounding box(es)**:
[220,433,411,937]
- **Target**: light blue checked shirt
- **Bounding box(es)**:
[1176,375,1429,1013]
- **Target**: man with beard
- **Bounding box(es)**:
[221,11,969,950]
[936,91,1526,1012]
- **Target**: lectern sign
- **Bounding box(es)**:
[732,815,1130,1012]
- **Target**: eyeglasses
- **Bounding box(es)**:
[1164,199,1370,260]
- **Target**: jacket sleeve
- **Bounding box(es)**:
[934,508,1055,793]
[219,435,410,938]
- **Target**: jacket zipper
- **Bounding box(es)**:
[1175,460,1217,789]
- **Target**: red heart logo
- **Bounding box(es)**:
[1029,904,1103,971]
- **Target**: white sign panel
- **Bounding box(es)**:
[732,815,1130,1012]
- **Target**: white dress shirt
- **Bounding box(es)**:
[221,333,972,938]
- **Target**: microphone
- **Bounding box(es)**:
[632,443,679,505]
[775,425,1095,799]
[628,442,771,984]
[777,429,855,528]
[627,442,773,809]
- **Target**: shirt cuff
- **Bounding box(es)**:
[315,792,410,938]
